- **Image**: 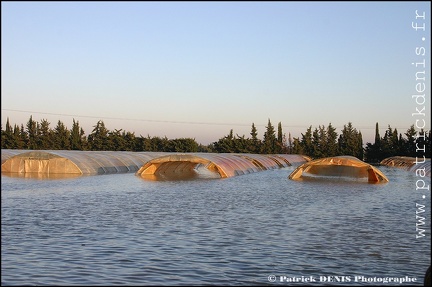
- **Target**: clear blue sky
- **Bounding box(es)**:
[1,1,430,145]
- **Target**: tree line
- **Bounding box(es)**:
[1,116,430,163]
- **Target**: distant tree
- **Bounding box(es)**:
[249,123,261,153]
[70,119,87,150]
[26,115,38,149]
[108,129,127,151]
[18,124,27,149]
[212,129,236,153]
[357,131,364,160]
[275,122,290,154]
[326,123,339,157]
[168,138,199,152]
[261,119,277,154]
[404,125,417,157]
[38,119,53,149]
[197,144,212,152]
[1,118,14,149]
[364,122,381,163]
[338,122,363,159]
[380,125,399,159]
[311,127,321,158]
[53,120,70,150]
[300,126,313,157]
[122,131,137,151]
[287,132,293,154]
[291,137,303,155]
[279,133,289,154]
[87,120,109,151]
[151,136,170,152]
[234,134,251,153]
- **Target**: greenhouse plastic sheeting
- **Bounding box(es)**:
[136,153,261,178]
[1,150,167,175]
[407,159,431,177]
[381,156,431,177]
[1,150,310,179]
[289,156,389,183]
[236,154,282,169]
[1,149,28,165]
[267,154,310,166]
[380,156,417,169]
[136,153,310,179]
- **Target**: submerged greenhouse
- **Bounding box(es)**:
[1,150,309,180]
[380,156,431,177]
[1,150,167,178]
[288,156,389,183]
[135,153,308,179]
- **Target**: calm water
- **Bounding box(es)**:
[1,167,430,286]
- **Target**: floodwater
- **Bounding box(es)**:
[1,166,430,286]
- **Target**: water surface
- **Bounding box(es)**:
[1,167,430,285]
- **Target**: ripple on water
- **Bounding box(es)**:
[1,169,430,285]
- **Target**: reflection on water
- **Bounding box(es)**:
[1,167,430,285]
[1,172,82,180]
[296,174,388,184]
[140,164,221,181]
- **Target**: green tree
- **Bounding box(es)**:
[212,129,236,153]
[87,120,109,151]
[276,122,284,153]
[70,119,87,150]
[108,129,126,151]
[38,119,53,149]
[1,118,14,149]
[380,125,400,159]
[311,127,321,158]
[325,123,338,157]
[233,134,250,153]
[18,124,28,149]
[364,122,382,163]
[53,120,71,150]
[338,122,363,159]
[287,132,293,154]
[169,138,199,152]
[26,115,38,149]
[291,137,303,155]
[122,131,137,151]
[300,126,313,157]
[249,123,261,153]
[261,119,277,154]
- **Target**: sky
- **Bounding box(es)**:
[1,1,431,145]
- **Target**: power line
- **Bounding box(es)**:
[1,108,252,127]
[1,108,417,130]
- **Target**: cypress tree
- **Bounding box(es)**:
[38,119,53,149]
[249,123,261,153]
[261,119,277,154]
[1,118,14,149]
[70,119,85,150]
[26,115,38,149]
[300,126,313,157]
[326,123,338,157]
[53,120,70,150]
[88,120,109,151]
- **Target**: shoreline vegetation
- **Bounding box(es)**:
[1,116,430,163]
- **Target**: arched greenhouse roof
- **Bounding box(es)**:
[1,150,167,175]
[381,156,431,177]
[288,156,389,183]
[1,150,310,180]
[136,153,310,179]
